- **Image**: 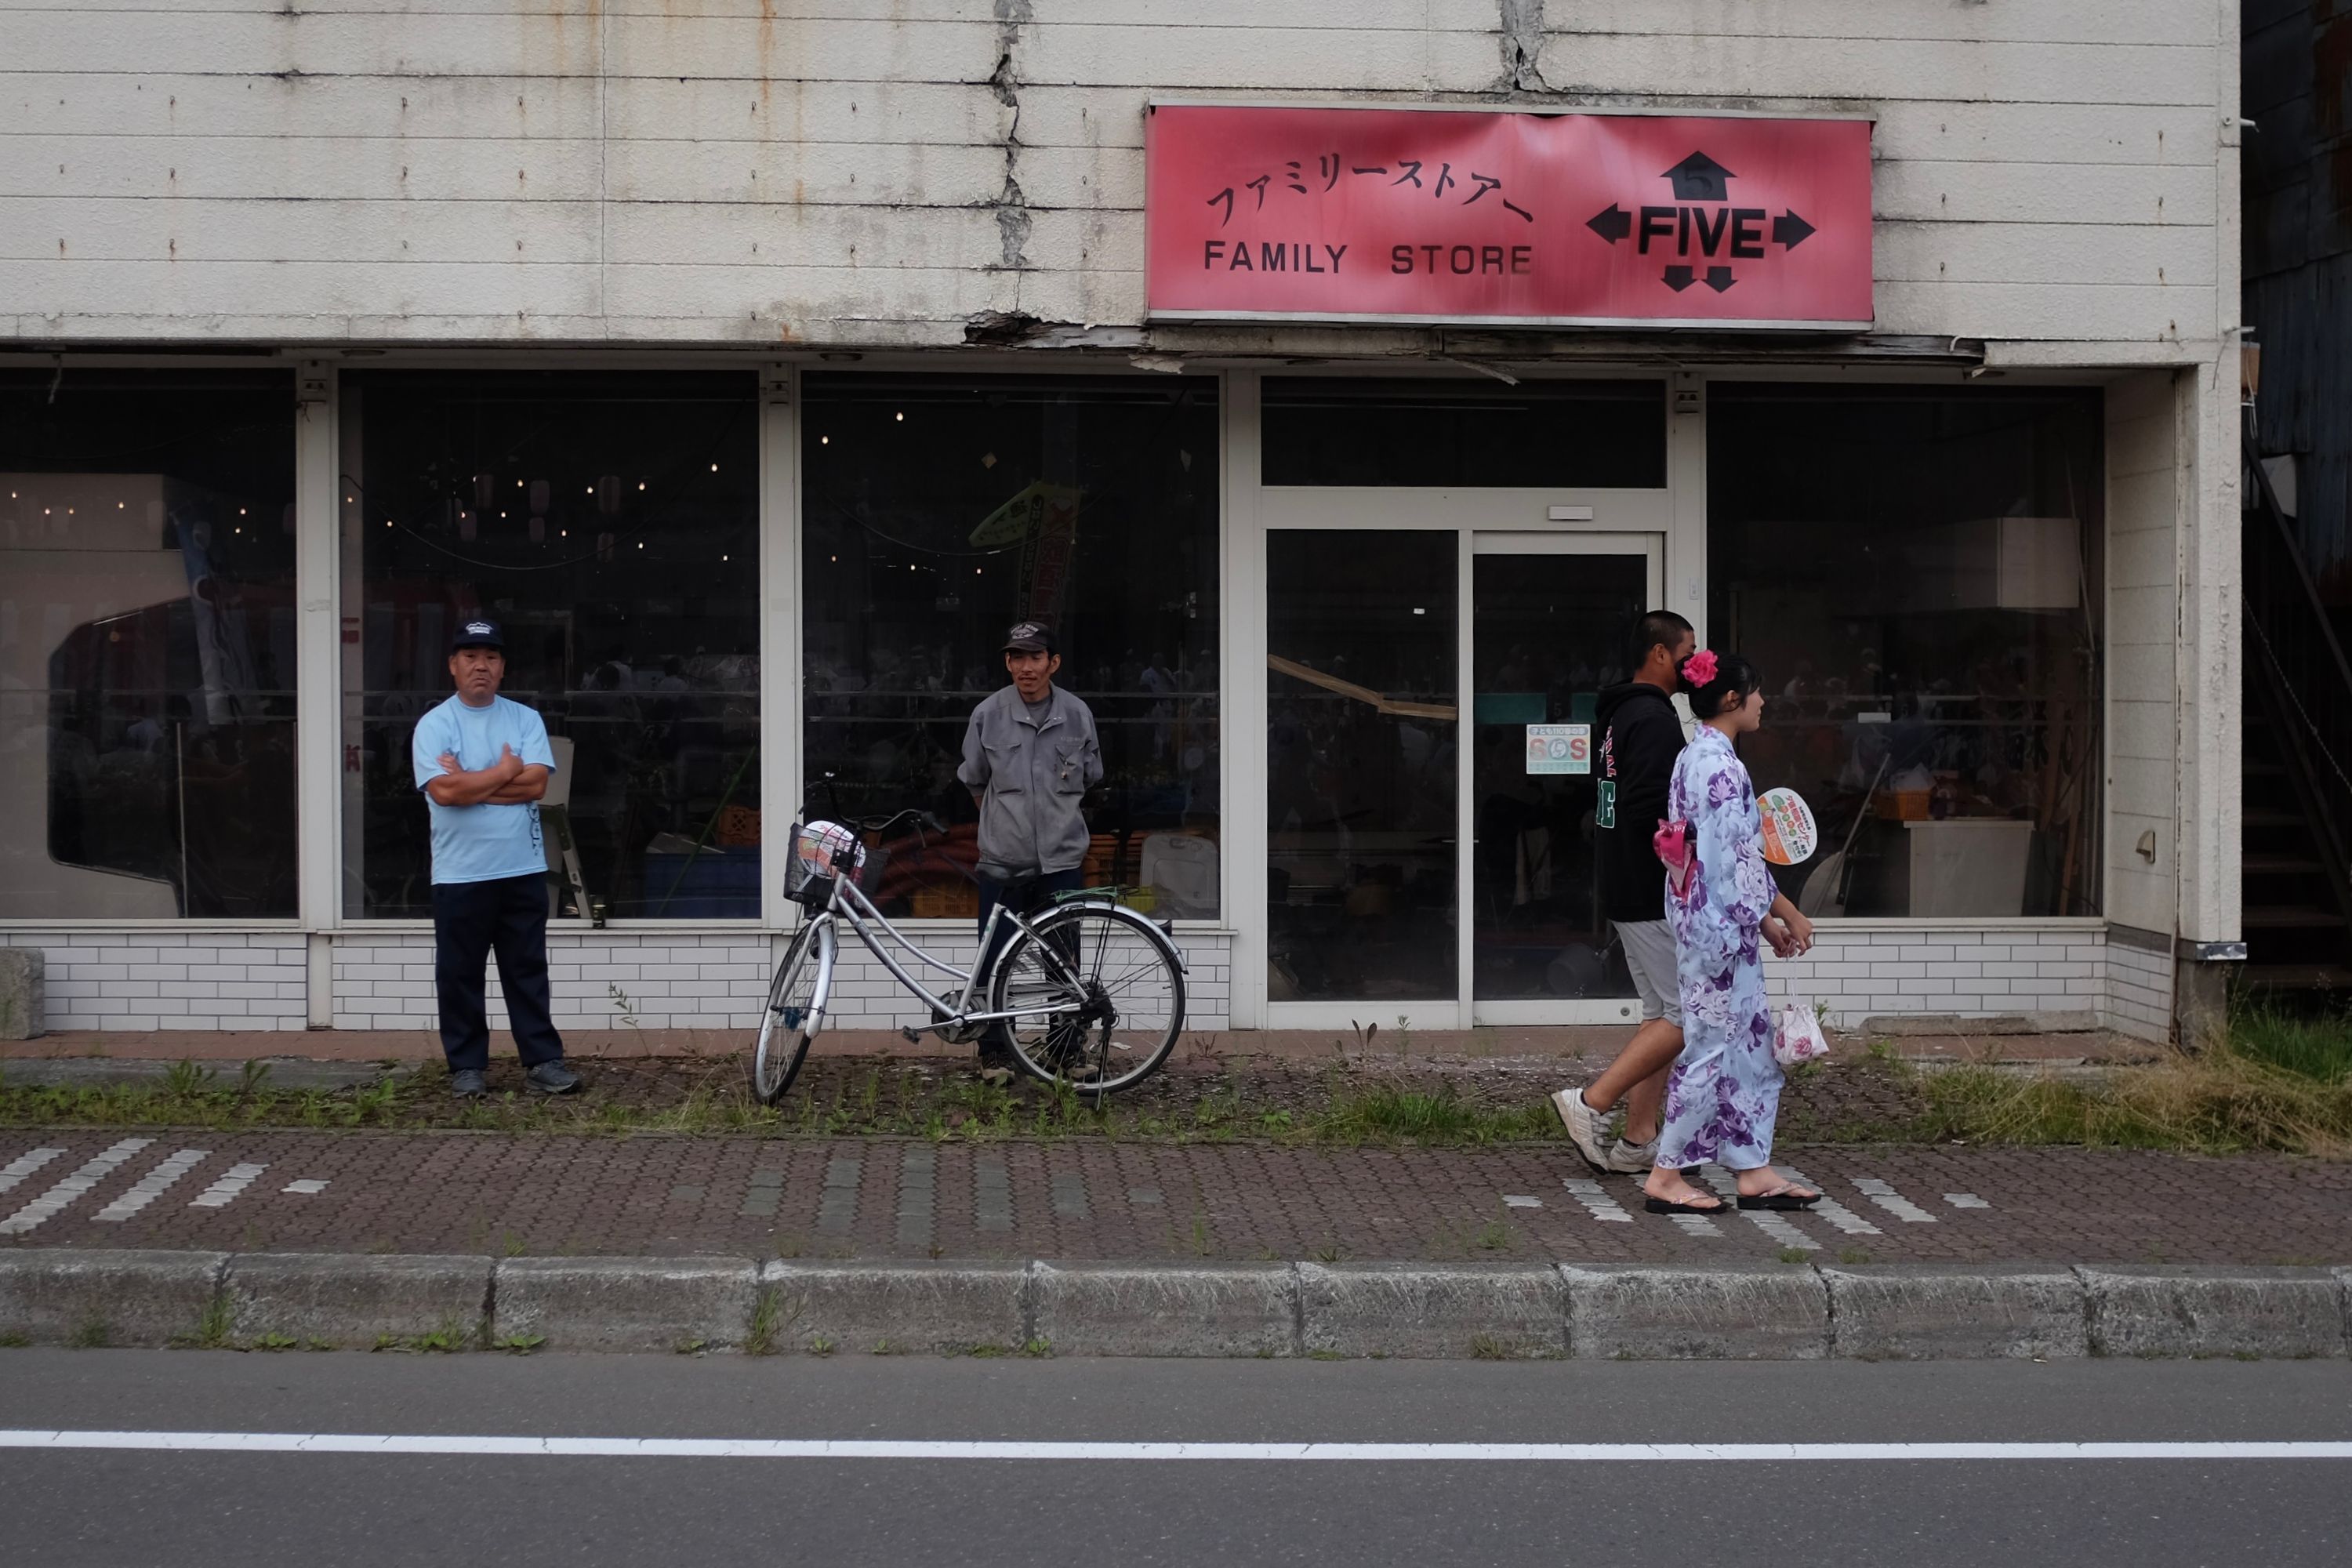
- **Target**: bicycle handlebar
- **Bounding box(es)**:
[802,805,949,837]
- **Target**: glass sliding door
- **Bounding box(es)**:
[1265,530,1458,1004]
[1469,535,1657,1025]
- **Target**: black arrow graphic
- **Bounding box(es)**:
[1663,151,1735,201]
[1773,209,1816,250]
[1662,265,1694,292]
[1586,204,1632,244]
[1704,266,1737,292]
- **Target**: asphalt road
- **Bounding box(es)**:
[3,1352,2350,1566]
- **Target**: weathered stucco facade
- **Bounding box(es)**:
[1,2,2245,1043]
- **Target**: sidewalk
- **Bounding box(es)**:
[4,1126,2344,1267]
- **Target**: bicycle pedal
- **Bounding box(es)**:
[898,1026,923,1044]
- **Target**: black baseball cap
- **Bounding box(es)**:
[1002,620,1056,655]
[450,616,506,652]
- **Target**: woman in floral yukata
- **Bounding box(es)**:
[1642,649,1823,1218]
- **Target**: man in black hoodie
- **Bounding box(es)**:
[1551,611,1696,1171]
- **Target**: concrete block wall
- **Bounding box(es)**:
[0,931,307,1032]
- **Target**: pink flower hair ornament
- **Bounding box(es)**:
[1682,648,1719,688]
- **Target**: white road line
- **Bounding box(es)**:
[1776,1167,1882,1236]
[1501,1195,1541,1208]
[1698,1167,1820,1251]
[1560,1178,1633,1223]
[1852,1178,1938,1224]
[0,1139,154,1235]
[0,1147,67,1193]
[1667,1212,1722,1238]
[92,1149,211,1222]
[2,1432,2347,1463]
[282,1180,329,1196]
[188,1162,267,1210]
[1944,1192,1992,1210]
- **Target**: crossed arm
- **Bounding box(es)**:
[426,745,549,807]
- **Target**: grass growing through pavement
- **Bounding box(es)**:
[9,1004,2350,1157]
[1911,1001,2352,1158]
[1301,1080,1559,1145]
[2229,1003,2352,1083]
[0,1058,1567,1149]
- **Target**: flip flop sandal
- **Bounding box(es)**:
[1736,1186,1821,1210]
[1643,1194,1728,1214]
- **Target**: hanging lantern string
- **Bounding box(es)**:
[339,409,749,573]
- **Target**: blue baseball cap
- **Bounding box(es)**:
[450,616,505,652]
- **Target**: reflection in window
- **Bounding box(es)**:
[1709,385,2103,919]
[0,372,298,918]
[340,372,760,919]
[1262,377,1666,488]
[803,375,1220,919]
[1268,530,1457,1001]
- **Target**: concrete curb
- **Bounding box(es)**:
[495,1257,760,1353]
[1563,1261,1830,1359]
[1824,1264,2086,1360]
[2081,1265,2347,1359]
[760,1260,1027,1356]
[225,1253,492,1349]
[4,1250,2350,1359]
[1033,1261,1293,1358]
[0,1248,226,1347]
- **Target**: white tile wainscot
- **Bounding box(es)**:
[2,931,307,1032]
[1761,923,2162,1042]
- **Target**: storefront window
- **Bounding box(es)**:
[1268,530,1457,1001]
[1262,377,1666,488]
[340,372,760,919]
[0,370,298,919]
[803,374,1220,920]
[1709,385,2103,919]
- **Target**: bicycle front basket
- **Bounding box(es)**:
[783,819,865,908]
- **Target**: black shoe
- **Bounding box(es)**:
[449,1069,488,1099]
[527,1060,582,1095]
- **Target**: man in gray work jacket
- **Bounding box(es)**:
[958,619,1103,1067]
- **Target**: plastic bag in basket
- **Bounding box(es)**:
[789,820,865,895]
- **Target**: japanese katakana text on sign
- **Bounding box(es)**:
[1146,106,1872,328]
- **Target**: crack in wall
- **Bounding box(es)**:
[989,0,1033,278]
[1498,0,1548,93]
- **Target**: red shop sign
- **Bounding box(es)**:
[1145,105,1872,330]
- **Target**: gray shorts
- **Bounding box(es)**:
[1613,919,1683,1027]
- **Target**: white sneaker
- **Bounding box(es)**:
[1549,1087,1615,1173]
[1605,1135,1659,1174]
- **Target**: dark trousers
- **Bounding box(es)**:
[975,869,1083,1055]
[976,868,1085,971]
[433,872,565,1073]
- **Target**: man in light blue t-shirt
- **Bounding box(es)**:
[412,617,579,1098]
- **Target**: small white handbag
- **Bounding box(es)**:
[1772,1002,1831,1069]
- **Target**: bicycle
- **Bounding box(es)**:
[749,809,1189,1105]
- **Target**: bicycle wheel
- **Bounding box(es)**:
[750,922,825,1105]
[987,902,1185,1094]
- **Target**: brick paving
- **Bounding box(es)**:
[2,1128,2345,1266]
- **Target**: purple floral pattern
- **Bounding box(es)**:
[1657,725,1782,1171]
